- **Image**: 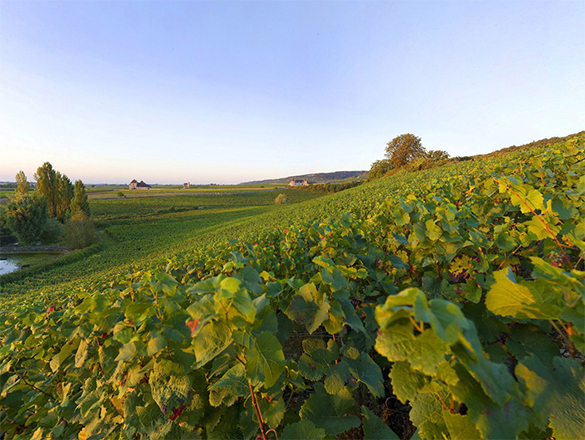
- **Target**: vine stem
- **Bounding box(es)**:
[249,380,267,440]
[498,244,522,269]
[266,428,279,439]
[285,389,295,410]
[14,370,55,402]
[435,392,454,413]
[152,290,163,321]
[409,316,425,333]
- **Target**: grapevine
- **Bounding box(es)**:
[0,134,583,439]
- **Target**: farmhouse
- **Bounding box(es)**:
[129,179,152,190]
[183,182,190,189]
[289,178,310,187]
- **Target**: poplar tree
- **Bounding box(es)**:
[34,162,59,218]
[34,162,75,222]
[13,170,30,202]
[56,173,74,221]
[71,180,91,218]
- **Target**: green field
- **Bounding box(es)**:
[0,190,13,200]
[0,134,584,439]
[0,188,322,297]
[86,183,284,198]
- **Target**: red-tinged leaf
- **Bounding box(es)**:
[186,318,202,337]
[169,404,185,421]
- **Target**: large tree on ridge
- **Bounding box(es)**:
[385,134,426,169]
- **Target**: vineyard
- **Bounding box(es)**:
[0,134,584,439]
[0,189,322,297]
[90,189,316,220]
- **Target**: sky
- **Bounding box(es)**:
[0,1,583,185]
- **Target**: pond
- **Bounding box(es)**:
[0,253,63,275]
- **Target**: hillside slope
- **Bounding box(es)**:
[240,169,367,185]
[0,133,583,440]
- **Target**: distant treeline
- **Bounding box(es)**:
[293,180,364,194]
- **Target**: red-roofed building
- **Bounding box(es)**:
[129,179,151,190]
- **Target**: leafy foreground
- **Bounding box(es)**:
[1,135,584,439]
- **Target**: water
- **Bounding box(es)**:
[0,253,63,275]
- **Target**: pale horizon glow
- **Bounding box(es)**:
[1,1,583,184]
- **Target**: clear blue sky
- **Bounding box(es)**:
[1,1,583,184]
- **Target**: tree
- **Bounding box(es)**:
[368,159,393,181]
[71,180,91,218]
[34,162,59,218]
[426,150,450,162]
[2,193,49,245]
[56,173,74,222]
[385,134,426,169]
[13,171,30,203]
[34,162,74,222]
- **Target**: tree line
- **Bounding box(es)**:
[0,162,93,247]
[368,134,451,180]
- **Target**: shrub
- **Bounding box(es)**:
[0,205,11,236]
[40,218,64,245]
[368,159,394,180]
[275,194,289,205]
[63,214,96,249]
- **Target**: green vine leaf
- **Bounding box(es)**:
[361,405,399,440]
[486,268,559,319]
[516,356,585,440]
[245,331,285,389]
[281,419,326,440]
[284,282,330,334]
[299,383,360,436]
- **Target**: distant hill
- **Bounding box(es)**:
[240,170,368,185]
